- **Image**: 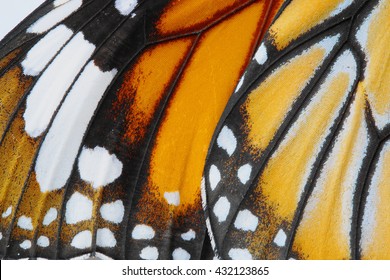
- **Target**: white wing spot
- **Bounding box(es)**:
[17,216,33,231]
[65,192,93,224]
[71,230,92,249]
[234,209,258,231]
[237,164,252,184]
[274,229,287,247]
[217,126,237,156]
[209,165,221,191]
[140,246,159,260]
[43,208,58,226]
[132,224,155,240]
[172,248,191,260]
[164,191,180,206]
[37,236,50,248]
[97,228,117,248]
[254,43,268,65]
[78,146,123,189]
[100,200,125,224]
[20,240,32,250]
[213,196,231,223]
[181,229,196,241]
[2,206,12,218]
[115,0,138,15]
[228,248,253,260]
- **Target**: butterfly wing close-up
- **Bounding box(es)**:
[0,0,389,261]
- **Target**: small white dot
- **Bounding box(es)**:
[2,206,12,218]
[164,191,180,206]
[140,246,159,260]
[274,229,287,247]
[228,248,252,260]
[172,248,191,260]
[209,165,221,191]
[234,209,258,231]
[213,196,231,223]
[20,240,32,250]
[181,229,196,241]
[237,164,252,184]
[37,236,50,247]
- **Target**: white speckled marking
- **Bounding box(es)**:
[132,224,155,240]
[213,196,230,223]
[65,192,93,224]
[78,146,123,188]
[234,209,258,231]
[100,200,124,224]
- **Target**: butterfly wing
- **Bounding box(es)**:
[0,0,283,259]
[202,0,390,260]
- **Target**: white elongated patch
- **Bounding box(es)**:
[254,43,268,65]
[234,73,246,93]
[22,25,73,76]
[2,206,12,218]
[213,196,230,223]
[100,200,124,224]
[181,229,196,241]
[65,192,93,224]
[78,146,123,188]
[43,208,57,226]
[35,61,117,192]
[17,216,33,231]
[237,164,252,184]
[37,236,50,247]
[172,248,191,260]
[115,0,138,15]
[140,246,159,260]
[274,229,287,247]
[164,191,180,206]
[96,228,117,248]
[20,240,32,250]
[228,248,252,260]
[234,209,258,231]
[0,232,2,240]
[24,32,95,138]
[217,126,237,156]
[132,225,155,240]
[71,230,92,249]
[28,0,83,34]
[209,165,221,191]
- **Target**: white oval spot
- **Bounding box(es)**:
[17,216,33,231]
[209,165,221,191]
[132,224,155,240]
[237,164,252,184]
[43,208,58,226]
[78,146,123,189]
[172,248,191,260]
[0,232,3,240]
[217,126,237,156]
[140,246,158,260]
[115,0,137,15]
[71,230,92,249]
[97,228,117,248]
[228,248,252,260]
[254,43,268,65]
[37,236,50,248]
[213,196,231,223]
[164,191,180,206]
[274,229,287,247]
[181,229,196,241]
[100,200,124,224]
[20,240,32,250]
[65,192,92,224]
[234,209,258,231]
[2,206,12,218]
[234,73,246,93]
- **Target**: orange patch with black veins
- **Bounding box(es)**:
[0,48,21,72]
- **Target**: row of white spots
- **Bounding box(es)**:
[71,228,117,249]
[164,191,180,206]
[28,0,82,34]
[22,25,73,76]
[19,236,49,250]
[24,31,95,139]
[34,60,118,192]
[78,146,123,189]
[115,0,138,16]
[138,247,191,260]
[2,206,12,218]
